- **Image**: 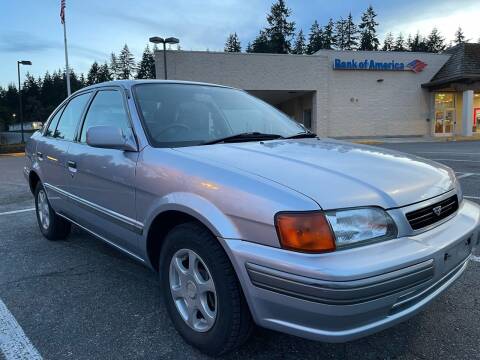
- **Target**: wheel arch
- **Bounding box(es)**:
[28,170,41,194]
[143,194,242,272]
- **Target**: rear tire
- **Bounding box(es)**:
[35,182,71,240]
[159,222,253,356]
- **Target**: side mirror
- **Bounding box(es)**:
[86,126,137,151]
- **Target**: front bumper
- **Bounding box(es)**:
[222,200,480,342]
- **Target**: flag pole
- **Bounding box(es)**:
[62,3,71,96]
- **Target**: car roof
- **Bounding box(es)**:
[76,79,235,95]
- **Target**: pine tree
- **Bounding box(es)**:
[454,27,466,44]
[335,17,347,50]
[307,20,323,54]
[136,45,156,79]
[382,32,394,51]
[426,28,445,53]
[265,0,295,53]
[246,42,253,53]
[292,30,306,54]
[321,18,336,50]
[109,53,120,80]
[358,5,379,50]
[117,44,136,79]
[393,33,406,51]
[98,62,113,82]
[344,13,358,50]
[86,61,101,85]
[224,33,241,52]
[408,32,428,52]
[250,30,270,53]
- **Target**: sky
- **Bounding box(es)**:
[1,0,479,87]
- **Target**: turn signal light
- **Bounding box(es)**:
[275,212,336,253]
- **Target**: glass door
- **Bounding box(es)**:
[434,93,455,135]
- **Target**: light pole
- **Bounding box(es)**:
[17,60,32,143]
[149,36,180,79]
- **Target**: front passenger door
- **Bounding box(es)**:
[66,89,140,254]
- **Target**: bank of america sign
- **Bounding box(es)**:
[333,58,427,73]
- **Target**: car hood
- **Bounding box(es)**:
[175,139,455,209]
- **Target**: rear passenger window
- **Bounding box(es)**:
[54,93,91,141]
[80,90,130,143]
[45,106,64,137]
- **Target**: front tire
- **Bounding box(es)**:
[159,222,253,356]
[35,182,71,240]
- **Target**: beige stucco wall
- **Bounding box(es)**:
[155,50,450,137]
[317,50,450,137]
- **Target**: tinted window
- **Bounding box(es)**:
[134,84,305,147]
[45,106,64,137]
[54,93,91,140]
[80,90,130,143]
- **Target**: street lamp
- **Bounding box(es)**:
[17,60,32,143]
[149,36,179,80]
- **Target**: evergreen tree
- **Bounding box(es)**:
[117,44,136,79]
[393,33,406,51]
[22,74,42,123]
[321,18,336,50]
[98,62,113,82]
[86,61,101,85]
[265,0,295,53]
[426,28,445,53]
[136,45,156,79]
[382,32,394,51]
[224,33,242,52]
[454,27,466,44]
[358,5,379,50]
[408,32,428,52]
[292,30,306,54]
[307,20,323,54]
[246,42,253,53]
[335,17,347,50]
[109,52,120,80]
[249,30,270,53]
[344,13,358,50]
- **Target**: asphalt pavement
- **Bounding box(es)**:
[0,141,479,360]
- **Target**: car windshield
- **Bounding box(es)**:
[133,83,307,147]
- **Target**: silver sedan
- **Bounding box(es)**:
[24,80,480,356]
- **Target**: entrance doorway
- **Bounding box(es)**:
[434,93,455,135]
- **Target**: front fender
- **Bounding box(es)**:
[142,191,242,241]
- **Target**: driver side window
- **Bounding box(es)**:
[80,90,130,143]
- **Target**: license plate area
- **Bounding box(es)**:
[441,236,473,274]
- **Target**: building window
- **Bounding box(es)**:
[434,93,455,134]
[303,109,312,130]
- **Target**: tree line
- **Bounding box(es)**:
[0,44,157,130]
[225,0,474,54]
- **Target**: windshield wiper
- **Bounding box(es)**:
[203,132,284,145]
[283,131,318,139]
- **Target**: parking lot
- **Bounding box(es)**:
[0,141,479,360]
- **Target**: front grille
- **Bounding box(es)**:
[406,195,458,230]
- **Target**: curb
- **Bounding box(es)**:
[0,152,25,157]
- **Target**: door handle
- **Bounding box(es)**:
[67,160,77,169]
[36,151,43,159]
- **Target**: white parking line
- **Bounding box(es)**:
[472,256,480,263]
[0,208,35,216]
[457,173,474,179]
[416,152,480,156]
[0,298,42,359]
[432,158,480,163]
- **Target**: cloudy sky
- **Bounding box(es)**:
[1,0,479,87]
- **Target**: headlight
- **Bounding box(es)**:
[325,208,397,248]
[275,208,397,253]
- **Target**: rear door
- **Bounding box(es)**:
[65,88,140,255]
[36,92,91,212]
